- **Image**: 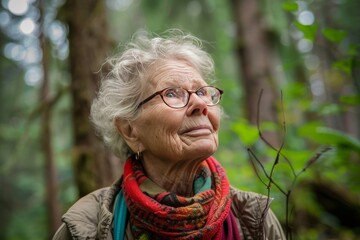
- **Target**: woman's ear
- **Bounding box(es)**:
[115,118,142,151]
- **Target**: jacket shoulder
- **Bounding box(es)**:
[59,187,111,239]
[230,187,286,239]
[230,186,270,211]
[52,223,72,240]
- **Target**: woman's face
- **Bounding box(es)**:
[131,59,220,164]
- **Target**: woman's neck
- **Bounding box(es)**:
[140,157,204,197]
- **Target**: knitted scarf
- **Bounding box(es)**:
[122,156,240,240]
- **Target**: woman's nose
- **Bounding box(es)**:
[186,93,208,116]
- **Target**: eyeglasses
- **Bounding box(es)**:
[137,86,224,109]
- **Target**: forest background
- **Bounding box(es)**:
[1,0,359,239]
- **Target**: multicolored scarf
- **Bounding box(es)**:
[122,156,240,240]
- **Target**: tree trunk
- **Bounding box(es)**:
[63,0,121,197]
[230,0,280,146]
[39,0,61,236]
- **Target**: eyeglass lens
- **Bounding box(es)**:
[162,86,221,108]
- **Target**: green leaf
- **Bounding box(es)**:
[322,28,347,44]
[319,103,343,115]
[232,119,259,145]
[282,2,298,12]
[299,123,360,152]
[340,94,360,105]
[347,44,359,56]
[332,59,352,75]
[295,21,318,41]
[259,121,279,132]
[316,127,360,152]
[298,121,322,137]
[281,149,312,168]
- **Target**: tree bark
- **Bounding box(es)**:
[230,0,280,146]
[63,0,121,197]
[39,0,61,236]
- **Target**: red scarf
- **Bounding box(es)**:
[122,156,239,240]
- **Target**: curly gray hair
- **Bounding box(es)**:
[90,30,215,161]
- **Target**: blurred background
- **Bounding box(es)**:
[0,0,359,239]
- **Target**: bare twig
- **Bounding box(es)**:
[247,148,287,195]
[246,89,331,240]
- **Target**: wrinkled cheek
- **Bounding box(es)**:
[167,134,183,153]
[210,111,221,132]
[153,129,182,153]
[213,134,219,150]
[214,134,219,146]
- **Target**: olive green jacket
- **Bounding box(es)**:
[53,178,286,240]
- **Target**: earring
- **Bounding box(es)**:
[135,151,140,160]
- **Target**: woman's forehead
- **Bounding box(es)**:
[147,59,205,88]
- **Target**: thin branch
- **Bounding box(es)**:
[299,147,332,175]
[248,89,330,239]
[247,148,268,187]
[257,90,297,177]
[247,148,287,195]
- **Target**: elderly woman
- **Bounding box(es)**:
[53,30,285,240]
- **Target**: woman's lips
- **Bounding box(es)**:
[182,126,212,136]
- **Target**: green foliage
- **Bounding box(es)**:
[228,1,360,237]
[322,28,348,44]
[340,94,360,105]
[281,2,298,12]
[294,21,318,41]
[231,119,259,145]
[333,58,352,75]
[299,121,360,152]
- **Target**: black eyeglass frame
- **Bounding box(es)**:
[137,86,224,109]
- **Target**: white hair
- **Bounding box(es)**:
[90,29,215,161]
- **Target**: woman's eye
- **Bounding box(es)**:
[164,89,179,98]
[196,89,207,96]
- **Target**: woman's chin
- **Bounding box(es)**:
[185,140,218,158]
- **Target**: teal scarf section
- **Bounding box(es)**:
[113,190,127,240]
